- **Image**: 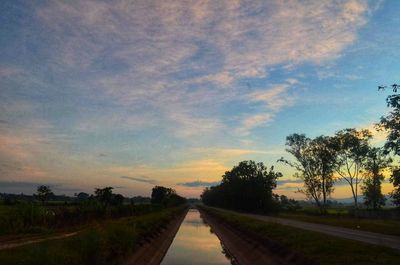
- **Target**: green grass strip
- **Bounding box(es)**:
[204,207,400,265]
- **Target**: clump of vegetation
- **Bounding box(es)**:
[201,160,282,213]
[151,186,187,207]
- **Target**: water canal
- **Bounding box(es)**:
[160,208,234,265]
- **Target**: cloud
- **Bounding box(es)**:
[238,79,298,135]
[0,181,81,194]
[277,179,304,185]
[120,175,157,185]
[177,180,220,187]
[34,0,372,138]
[0,66,23,77]
[249,82,297,111]
[0,0,375,198]
[192,147,285,158]
[365,123,388,145]
[0,181,57,189]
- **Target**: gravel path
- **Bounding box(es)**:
[219,208,400,251]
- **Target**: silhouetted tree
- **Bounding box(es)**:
[167,193,187,207]
[276,195,301,211]
[94,187,114,207]
[390,169,400,207]
[280,134,336,214]
[75,192,90,202]
[201,160,281,213]
[35,185,54,205]
[331,128,371,210]
[151,186,175,205]
[110,193,125,206]
[362,147,391,210]
[378,84,400,206]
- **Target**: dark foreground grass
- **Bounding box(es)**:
[0,206,186,265]
[0,203,163,237]
[202,207,400,265]
[277,212,400,236]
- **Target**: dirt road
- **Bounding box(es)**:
[0,231,79,251]
[218,208,400,251]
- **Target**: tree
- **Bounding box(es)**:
[151,186,175,205]
[331,128,371,210]
[378,85,400,206]
[390,169,400,207]
[94,187,114,206]
[201,160,281,213]
[362,147,391,210]
[75,192,89,202]
[379,85,400,155]
[276,195,301,211]
[35,185,54,205]
[280,134,336,214]
[110,193,124,206]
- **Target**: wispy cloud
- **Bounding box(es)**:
[120,176,157,185]
[277,179,304,185]
[238,79,298,135]
[177,180,220,187]
[35,0,371,138]
[0,65,23,77]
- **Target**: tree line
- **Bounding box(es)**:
[2,185,186,208]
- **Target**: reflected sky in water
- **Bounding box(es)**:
[161,209,233,265]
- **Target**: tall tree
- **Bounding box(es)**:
[35,185,54,205]
[390,169,400,207]
[379,84,400,206]
[331,128,371,210]
[280,134,336,214]
[362,147,391,210]
[94,187,114,206]
[379,85,400,155]
[201,160,281,213]
[151,186,175,205]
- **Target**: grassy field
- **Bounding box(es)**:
[0,203,163,237]
[276,211,400,236]
[202,206,400,265]
[0,206,186,265]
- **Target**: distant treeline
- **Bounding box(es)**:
[0,192,151,206]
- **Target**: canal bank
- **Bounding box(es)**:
[198,206,316,265]
[123,207,188,265]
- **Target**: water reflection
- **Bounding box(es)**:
[161,209,235,265]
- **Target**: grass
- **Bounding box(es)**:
[0,203,164,237]
[202,206,400,265]
[0,205,187,265]
[276,211,400,236]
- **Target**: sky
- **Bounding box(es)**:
[1,0,400,199]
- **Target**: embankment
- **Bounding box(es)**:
[198,206,316,265]
[123,207,188,265]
